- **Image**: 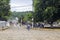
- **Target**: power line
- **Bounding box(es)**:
[11,4,32,8]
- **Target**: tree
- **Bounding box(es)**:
[23,13,32,22]
[0,0,10,21]
[43,0,60,25]
[33,0,46,22]
[33,0,60,24]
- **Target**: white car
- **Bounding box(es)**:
[44,24,51,27]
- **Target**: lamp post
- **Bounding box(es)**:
[21,17,22,26]
[32,18,34,28]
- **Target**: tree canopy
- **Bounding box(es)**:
[11,11,33,22]
[33,0,60,24]
[0,0,10,21]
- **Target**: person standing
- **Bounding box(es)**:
[27,21,31,31]
[16,23,20,30]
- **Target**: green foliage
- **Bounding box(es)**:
[33,0,60,23]
[11,11,33,22]
[33,0,46,22]
[44,7,56,20]
[0,0,10,21]
[11,11,31,18]
[23,12,32,21]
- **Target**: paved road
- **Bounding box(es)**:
[0,25,60,40]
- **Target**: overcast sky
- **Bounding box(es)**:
[10,0,33,12]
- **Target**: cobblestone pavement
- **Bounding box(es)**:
[0,25,60,40]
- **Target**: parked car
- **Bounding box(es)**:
[53,22,59,27]
[33,23,44,28]
[44,24,51,27]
